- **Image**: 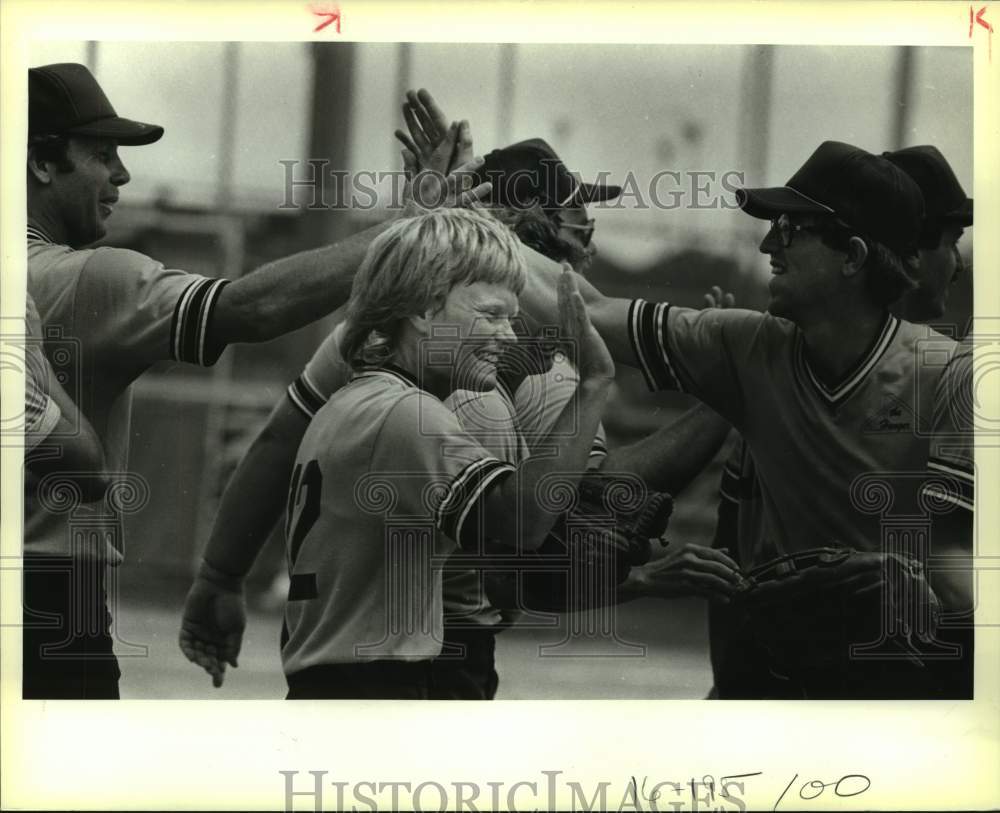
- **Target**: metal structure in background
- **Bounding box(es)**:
[892,46,916,151]
[496,43,517,147]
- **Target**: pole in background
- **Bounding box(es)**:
[891,46,916,150]
[496,43,517,146]
[734,44,774,274]
[216,42,241,212]
[85,41,99,74]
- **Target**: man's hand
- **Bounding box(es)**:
[703,285,736,310]
[395,88,474,175]
[629,541,745,602]
[401,154,493,216]
[559,266,615,384]
[178,562,247,688]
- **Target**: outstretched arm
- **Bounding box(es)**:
[211,150,489,346]
[602,403,731,494]
[179,324,352,686]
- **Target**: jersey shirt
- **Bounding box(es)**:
[280,366,515,673]
[26,228,230,561]
[24,292,62,450]
[285,332,606,627]
[628,301,972,568]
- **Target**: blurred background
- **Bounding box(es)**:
[28,42,973,697]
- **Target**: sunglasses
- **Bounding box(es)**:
[556,216,596,247]
[768,214,826,248]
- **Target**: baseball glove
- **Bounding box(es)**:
[485,471,673,613]
[734,546,943,673]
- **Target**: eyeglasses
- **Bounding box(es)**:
[556,216,596,247]
[768,214,824,248]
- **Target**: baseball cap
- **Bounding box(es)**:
[883,145,973,227]
[736,141,924,255]
[477,138,621,211]
[29,63,164,146]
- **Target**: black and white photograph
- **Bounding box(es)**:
[2,1,998,810]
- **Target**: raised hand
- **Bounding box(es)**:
[632,540,745,602]
[178,563,247,688]
[401,155,493,216]
[558,266,615,385]
[395,89,474,175]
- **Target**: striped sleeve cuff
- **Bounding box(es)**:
[718,469,740,503]
[588,435,608,461]
[25,396,62,450]
[627,299,682,392]
[287,372,328,418]
[923,458,974,511]
[436,457,515,544]
[171,278,230,366]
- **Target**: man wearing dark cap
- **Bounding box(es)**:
[518,140,975,698]
[708,143,976,699]
[24,64,486,698]
[884,145,974,323]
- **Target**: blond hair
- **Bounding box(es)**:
[341,207,527,369]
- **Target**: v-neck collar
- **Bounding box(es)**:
[796,312,899,406]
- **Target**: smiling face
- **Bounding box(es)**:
[48,136,130,247]
[904,224,966,321]
[759,214,849,323]
[423,281,520,394]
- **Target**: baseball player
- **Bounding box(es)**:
[24,63,488,698]
[707,143,976,699]
[884,145,973,324]
[180,92,740,698]
[194,207,620,699]
[517,140,975,699]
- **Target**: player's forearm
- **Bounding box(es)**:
[495,379,613,550]
[601,403,732,493]
[520,248,635,365]
[212,219,395,345]
[200,400,310,579]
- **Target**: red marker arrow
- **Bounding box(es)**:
[312,5,341,33]
[975,6,993,32]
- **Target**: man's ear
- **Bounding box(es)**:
[27,148,53,185]
[842,236,869,278]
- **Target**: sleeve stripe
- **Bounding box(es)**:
[171,278,230,365]
[436,457,515,541]
[627,299,681,392]
[287,372,327,418]
[25,397,61,450]
[928,458,974,483]
[921,485,974,512]
[718,470,740,502]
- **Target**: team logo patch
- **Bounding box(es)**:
[862,394,915,434]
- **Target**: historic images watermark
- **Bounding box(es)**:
[278,160,746,212]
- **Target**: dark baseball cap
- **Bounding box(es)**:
[883,145,973,227]
[477,138,621,211]
[736,140,925,255]
[29,63,164,146]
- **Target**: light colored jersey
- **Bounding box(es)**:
[628,301,972,567]
[280,366,515,672]
[24,292,61,450]
[26,228,229,561]
[286,335,606,627]
[922,343,974,512]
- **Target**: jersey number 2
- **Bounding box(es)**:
[286,459,322,568]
